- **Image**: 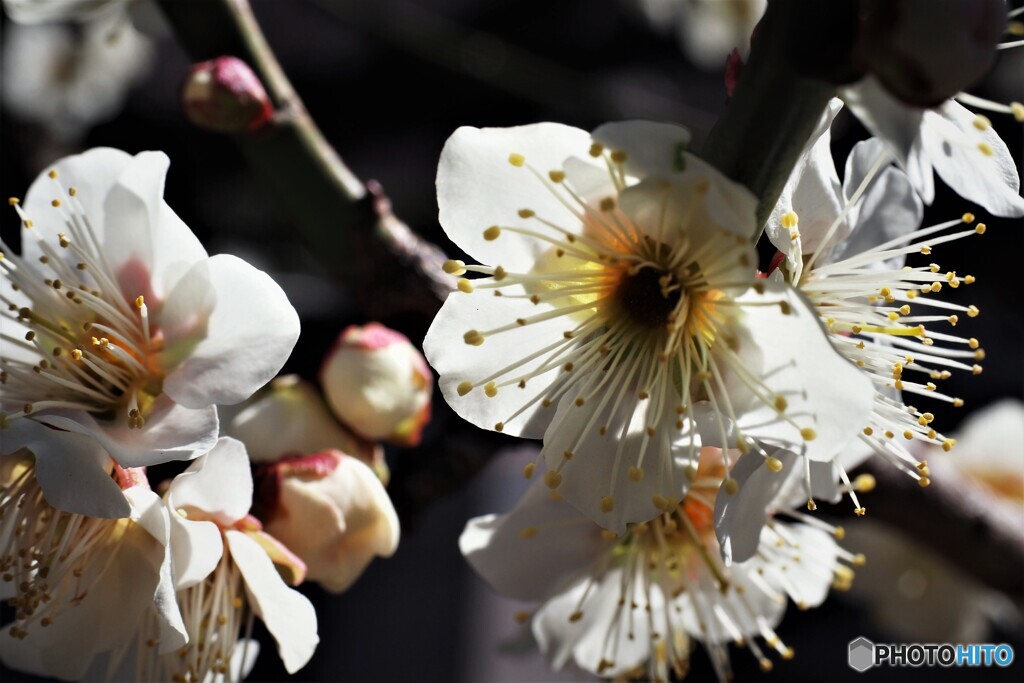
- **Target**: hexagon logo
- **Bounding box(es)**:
[848,637,875,672]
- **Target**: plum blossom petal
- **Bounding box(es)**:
[437,123,593,272]
[226,530,319,674]
[162,254,301,408]
[591,120,691,177]
[168,437,253,527]
[0,418,128,518]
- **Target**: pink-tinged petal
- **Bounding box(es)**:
[102,151,207,300]
[162,254,300,408]
[922,101,1024,218]
[226,530,319,674]
[33,397,218,468]
[168,437,253,526]
[423,279,571,440]
[168,512,222,591]
[123,486,188,653]
[714,448,798,564]
[460,479,610,602]
[1,419,129,518]
[591,120,691,178]
[20,147,133,264]
[540,371,704,534]
[243,529,307,587]
[728,283,875,462]
[437,123,592,273]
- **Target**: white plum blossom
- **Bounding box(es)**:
[0,148,300,514]
[424,121,874,533]
[254,449,400,593]
[840,77,1024,218]
[767,122,990,492]
[630,0,766,70]
[1,18,153,142]
[156,437,318,681]
[320,323,432,447]
[461,447,858,682]
[0,456,186,681]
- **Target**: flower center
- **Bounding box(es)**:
[615,266,681,328]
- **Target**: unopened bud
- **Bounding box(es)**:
[320,323,433,447]
[857,0,1006,106]
[256,450,399,593]
[182,56,274,133]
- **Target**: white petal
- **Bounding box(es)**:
[437,123,593,273]
[168,437,253,525]
[729,283,875,462]
[123,486,188,653]
[767,98,845,256]
[34,397,218,468]
[591,120,691,178]
[423,280,573,439]
[922,101,1024,218]
[4,0,123,24]
[840,77,933,202]
[2,418,129,518]
[832,139,923,267]
[460,479,610,601]
[533,567,662,677]
[20,147,133,263]
[947,399,1024,476]
[714,448,798,564]
[226,530,319,674]
[760,523,838,608]
[167,513,223,591]
[541,371,703,534]
[162,254,300,408]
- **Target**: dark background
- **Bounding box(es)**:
[1,1,1022,681]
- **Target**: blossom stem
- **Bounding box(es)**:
[701,0,859,238]
[154,0,456,307]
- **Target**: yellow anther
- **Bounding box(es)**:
[766,457,784,473]
[610,150,628,163]
[968,337,979,349]
[975,223,986,235]
[863,426,873,436]
[599,197,615,212]
[651,494,673,511]
[517,208,535,218]
[548,170,566,183]
[854,507,866,517]
[51,199,61,207]
[568,611,584,622]
[627,466,644,482]
[800,427,817,441]
[520,527,538,539]
[918,476,931,488]
[953,398,964,407]
[589,142,604,157]
[1011,102,1024,122]
[508,153,526,167]
[973,115,992,131]
[484,381,498,397]
[574,397,585,407]
[972,364,983,375]
[457,278,474,293]
[807,500,818,511]
[774,395,788,412]
[495,421,504,432]
[879,287,891,297]
[780,211,799,229]
[600,496,614,513]
[600,530,617,540]
[942,438,956,452]
[457,381,474,396]
[903,430,914,440]
[974,349,985,360]
[967,305,979,317]
[724,477,739,495]
[977,143,995,157]
[920,245,932,255]
[834,526,846,540]
[523,463,536,480]
[443,259,467,275]
[563,450,574,460]
[464,330,484,346]
[483,226,501,241]
[544,471,562,489]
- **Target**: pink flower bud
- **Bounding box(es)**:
[857,0,1006,106]
[255,450,399,593]
[320,323,432,447]
[182,56,273,133]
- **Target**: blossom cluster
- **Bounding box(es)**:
[0,150,421,681]
[427,40,1024,678]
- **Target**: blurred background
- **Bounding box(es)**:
[1,1,1022,681]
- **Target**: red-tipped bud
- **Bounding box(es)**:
[320,324,433,447]
[182,56,273,133]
